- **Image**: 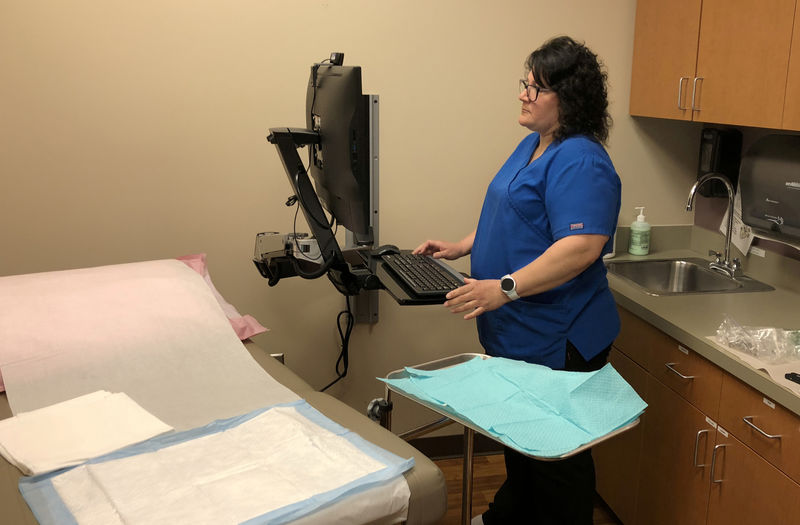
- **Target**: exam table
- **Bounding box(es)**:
[0,343,447,524]
[0,259,446,524]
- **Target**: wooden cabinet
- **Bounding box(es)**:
[596,306,800,525]
[644,334,722,418]
[613,308,657,370]
[707,430,800,525]
[717,373,800,484]
[783,0,800,130]
[635,375,716,525]
[596,307,721,525]
[630,0,798,129]
[693,0,795,128]
[594,349,648,525]
[629,0,702,121]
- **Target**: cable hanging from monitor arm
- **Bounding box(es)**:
[320,295,354,392]
[287,128,335,232]
[289,253,335,280]
[286,185,338,280]
[310,56,332,119]
[310,64,319,117]
[288,213,337,280]
[291,200,323,262]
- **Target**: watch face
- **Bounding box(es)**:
[501,277,514,292]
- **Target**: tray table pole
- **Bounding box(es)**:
[461,426,475,525]
[397,417,453,441]
[383,385,393,430]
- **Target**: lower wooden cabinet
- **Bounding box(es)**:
[634,374,716,525]
[596,307,800,525]
[594,349,648,525]
[706,430,800,525]
[717,373,800,484]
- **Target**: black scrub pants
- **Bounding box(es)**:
[481,340,612,525]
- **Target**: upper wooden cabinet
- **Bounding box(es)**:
[630,0,702,121]
[783,0,800,130]
[630,0,798,129]
[695,0,795,128]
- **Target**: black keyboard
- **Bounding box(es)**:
[381,253,465,297]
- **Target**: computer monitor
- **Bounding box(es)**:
[265,53,377,295]
[306,61,372,237]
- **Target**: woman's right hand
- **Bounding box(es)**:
[412,239,467,260]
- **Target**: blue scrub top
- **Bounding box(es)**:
[471,133,621,369]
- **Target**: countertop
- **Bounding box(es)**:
[606,233,800,417]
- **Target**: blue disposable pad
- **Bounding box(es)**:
[380,357,646,458]
[19,400,414,525]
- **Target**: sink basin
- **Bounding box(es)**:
[606,258,774,296]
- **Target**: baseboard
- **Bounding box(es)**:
[409,433,504,460]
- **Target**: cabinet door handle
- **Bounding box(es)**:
[665,362,695,380]
[710,444,726,483]
[678,77,690,109]
[694,429,709,467]
[691,77,704,111]
[742,416,782,439]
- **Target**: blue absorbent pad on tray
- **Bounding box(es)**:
[380,357,647,457]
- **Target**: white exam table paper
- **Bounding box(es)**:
[0,260,300,431]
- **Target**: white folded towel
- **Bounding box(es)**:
[0,390,172,475]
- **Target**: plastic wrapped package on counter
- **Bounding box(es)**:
[716,315,800,363]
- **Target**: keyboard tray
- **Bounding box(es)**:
[381,253,464,297]
[376,254,464,305]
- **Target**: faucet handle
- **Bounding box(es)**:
[732,258,741,272]
[708,250,722,262]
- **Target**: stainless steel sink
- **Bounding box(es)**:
[606,258,774,295]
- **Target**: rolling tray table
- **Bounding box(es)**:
[381,353,641,525]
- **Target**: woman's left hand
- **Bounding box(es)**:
[444,278,510,320]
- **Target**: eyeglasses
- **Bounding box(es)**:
[519,79,552,102]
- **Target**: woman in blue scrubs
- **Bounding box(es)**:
[414,36,621,524]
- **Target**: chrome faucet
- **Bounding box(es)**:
[686,173,740,278]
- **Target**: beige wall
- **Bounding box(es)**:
[0,0,702,431]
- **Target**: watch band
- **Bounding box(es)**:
[501,274,519,301]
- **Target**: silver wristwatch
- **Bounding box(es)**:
[500,274,519,301]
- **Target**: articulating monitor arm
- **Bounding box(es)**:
[263,128,378,296]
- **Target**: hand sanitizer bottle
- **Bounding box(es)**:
[628,207,651,255]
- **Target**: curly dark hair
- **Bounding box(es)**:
[526,36,612,144]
